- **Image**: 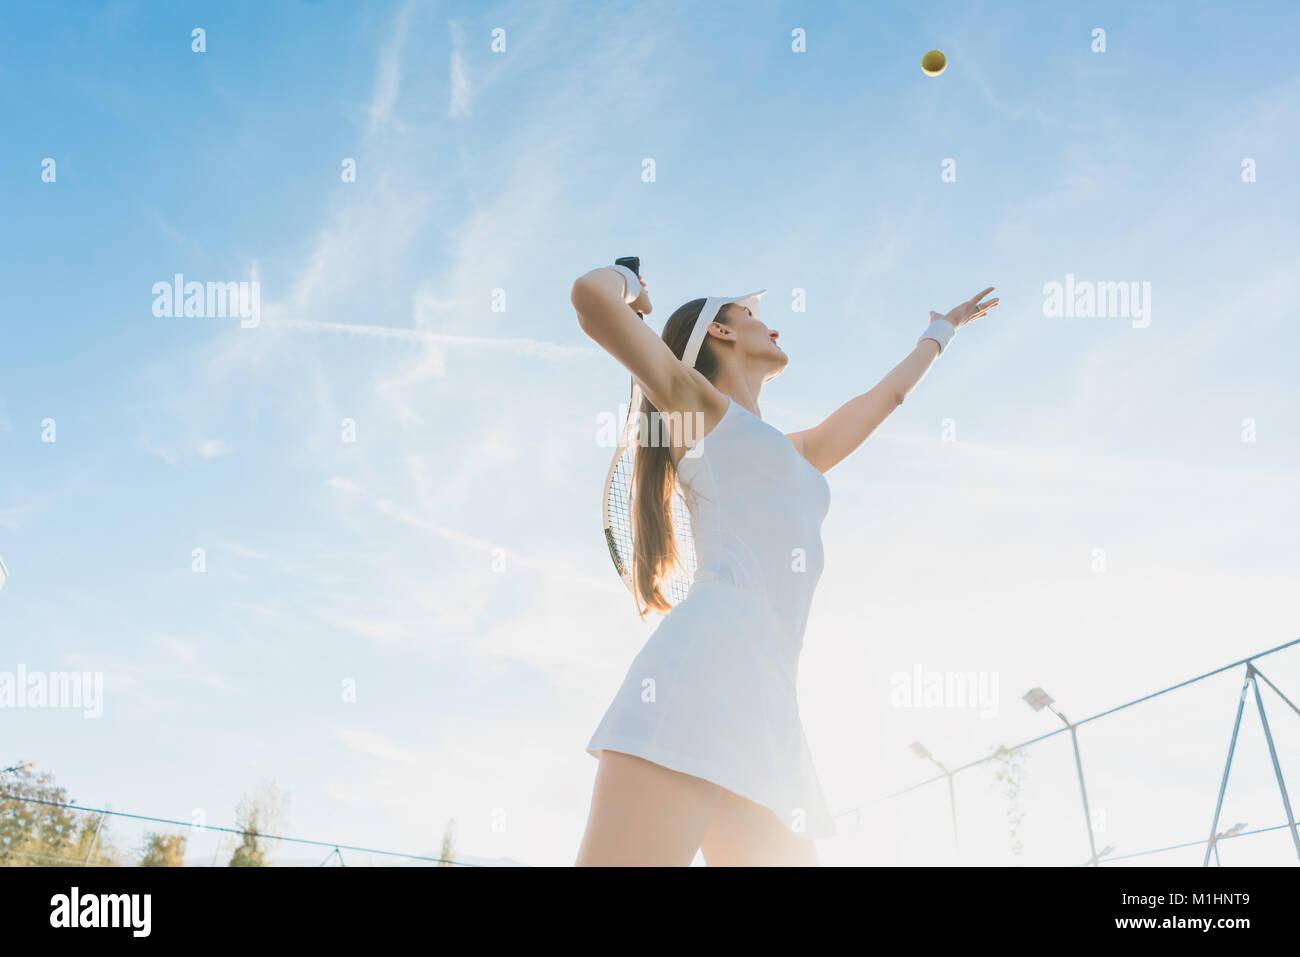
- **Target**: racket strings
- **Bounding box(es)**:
[668,487,697,603]
[607,444,696,607]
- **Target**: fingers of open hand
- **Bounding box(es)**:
[964,287,997,320]
[936,289,998,327]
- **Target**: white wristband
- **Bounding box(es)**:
[610,265,643,304]
[918,318,956,354]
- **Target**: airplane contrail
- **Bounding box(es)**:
[267,317,594,359]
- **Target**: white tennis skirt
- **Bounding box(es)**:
[586,579,836,841]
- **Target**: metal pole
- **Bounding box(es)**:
[946,771,959,857]
[1202,672,1251,866]
[1252,667,1300,719]
[1066,721,1099,866]
[82,810,106,866]
[1249,666,1300,862]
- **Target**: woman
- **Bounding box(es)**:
[571,264,997,865]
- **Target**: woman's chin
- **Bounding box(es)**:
[763,356,789,382]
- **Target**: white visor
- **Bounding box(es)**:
[682,290,766,368]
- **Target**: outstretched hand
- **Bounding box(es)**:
[932,287,998,330]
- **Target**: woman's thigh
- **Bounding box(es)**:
[700,788,820,866]
[576,750,722,866]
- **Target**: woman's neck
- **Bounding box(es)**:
[711,366,766,418]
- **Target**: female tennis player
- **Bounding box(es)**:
[571,264,997,865]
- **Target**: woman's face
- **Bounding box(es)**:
[716,302,787,379]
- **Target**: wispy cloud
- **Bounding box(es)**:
[140,437,179,467]
[324,477,624,597]
[310,610,412,643]
[224,542,271,560]
[267,317,594,359]
[150,633,202,665]
[0,503,36,530]
[367,1,414,136]
[448,20,471,118]
[197,438,232,459]
[325,476,363,494]
[336,728,425,767]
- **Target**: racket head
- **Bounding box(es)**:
[601,384,696,610]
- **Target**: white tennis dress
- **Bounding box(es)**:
[587,396,836,840]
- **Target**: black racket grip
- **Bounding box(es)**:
[614,256,644,317]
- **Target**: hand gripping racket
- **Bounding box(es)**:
[601,257,697,610]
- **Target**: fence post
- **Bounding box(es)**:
[1202,671,1252,866]
[83,810,107,866]
[1248,666,1300,862]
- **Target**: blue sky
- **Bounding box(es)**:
[2,0,1299,866]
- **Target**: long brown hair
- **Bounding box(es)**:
[632,298,728,616]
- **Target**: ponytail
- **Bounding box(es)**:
[630,298,726,616]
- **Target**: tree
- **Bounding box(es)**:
[140,832,187,867]
[227,781,289,867]
[0,765,76,866]
[438,818,456,866]
[69,811,125,866]
[228,828,266,868]
[0,764,124,866]
[988,744,1030,858]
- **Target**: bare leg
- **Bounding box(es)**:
[700,788,820,866]
[576,751,721,866]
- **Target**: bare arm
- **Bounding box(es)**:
[571,266,723,420]
[788,287,998,473]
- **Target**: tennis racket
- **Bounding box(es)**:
[601,256,697,610]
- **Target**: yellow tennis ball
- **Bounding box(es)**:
[922,49,947,76]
